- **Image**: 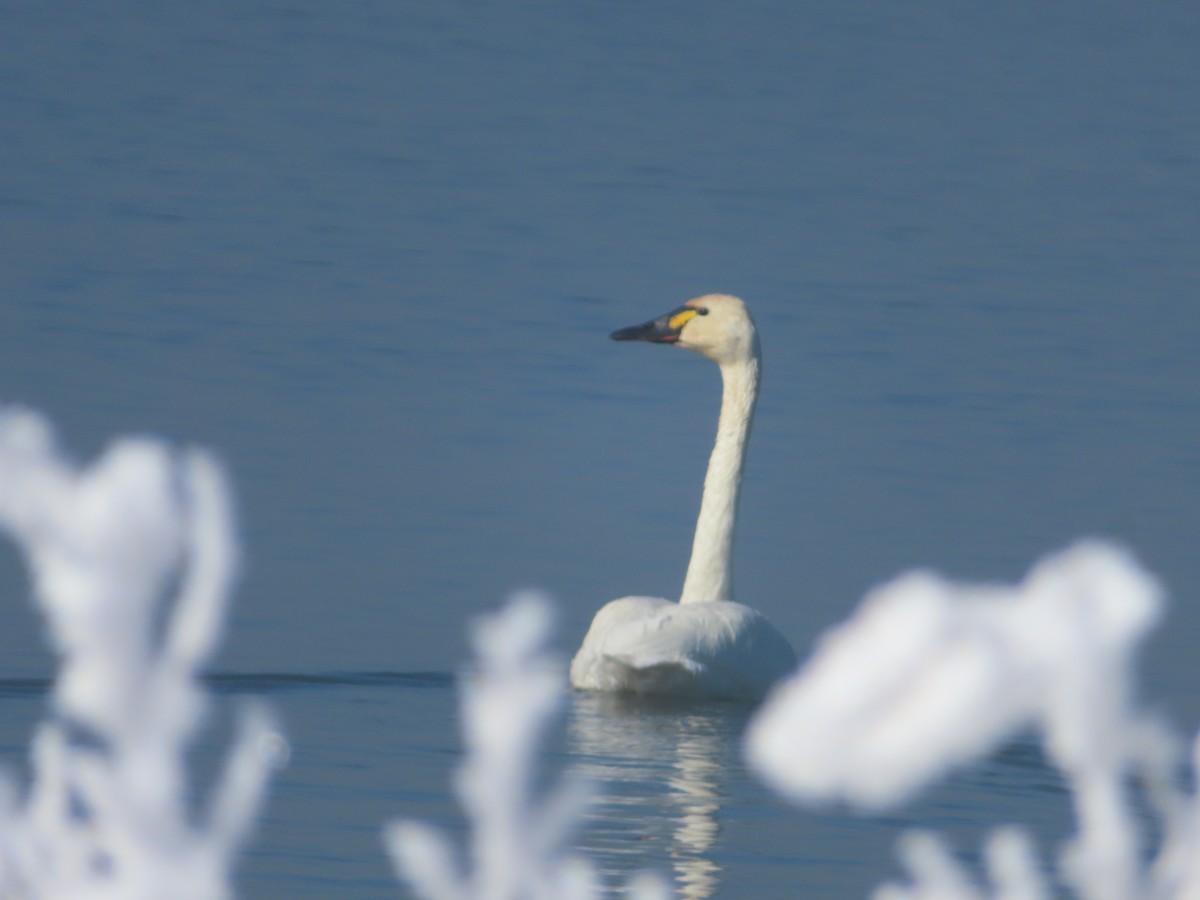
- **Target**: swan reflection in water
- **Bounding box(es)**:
[568,692,749,899]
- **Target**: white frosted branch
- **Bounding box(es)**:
[984,829,1048,900]
[386,822,466,900]
[0,406,280,900]
[747,541,1200,900]
[386,595,672,900]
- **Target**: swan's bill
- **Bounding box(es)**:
[610,305,700,344]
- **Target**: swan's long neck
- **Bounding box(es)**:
[679,353,759,604]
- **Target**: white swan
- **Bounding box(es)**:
[570,294,797,701]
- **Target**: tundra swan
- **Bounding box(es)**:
[570,294,797,700]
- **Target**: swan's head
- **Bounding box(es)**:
[610,294,759,365]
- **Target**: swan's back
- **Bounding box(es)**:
[570,595,797,701]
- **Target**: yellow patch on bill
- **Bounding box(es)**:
[668,309,698,331]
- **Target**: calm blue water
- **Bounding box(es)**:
[3,1,1199,896]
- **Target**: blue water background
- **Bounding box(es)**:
[2,2,1199,896]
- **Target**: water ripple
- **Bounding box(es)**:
[205,671,454,695]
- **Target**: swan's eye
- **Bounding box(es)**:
[696,307,709,316]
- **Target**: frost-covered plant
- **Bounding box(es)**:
[0,408,279,900]
[385,595,671,900]
[747,541,1200,900]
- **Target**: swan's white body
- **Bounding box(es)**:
[570,295,797,701]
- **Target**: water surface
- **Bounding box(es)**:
[2,1,1199,896]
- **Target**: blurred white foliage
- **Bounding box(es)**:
[0,408,279,900]
[385,595,672,900]
[747,541,1200,900]
[18,400,1200,900]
